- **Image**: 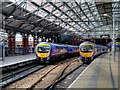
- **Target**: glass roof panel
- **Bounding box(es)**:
[70,22,76,26]
[53,9,61,15]
[65,25,71,29]
[37,9,48,18]
[43,3,54,12]
[21,1,38,12]
[81,15,86,20]
[54,2,63,7]
[7,0,114,35]
[81,3,88,10]
[47,16,56,22]
[69,28,76,31]
[66,11,74,16]
[10,0,24,4]
[60,14,68,20]
[60,6,69,12]
[60,22,66,26]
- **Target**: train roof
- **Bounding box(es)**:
[80,41,93,46]
[79,41,108,48]
[37,42,79,47]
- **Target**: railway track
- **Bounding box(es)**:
[1,63,46,88]
[4,57,83,89]
[45,63,83,89]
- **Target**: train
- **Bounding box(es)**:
[35,41,108,64]
[79,41,108,64]
[35,42,79,63]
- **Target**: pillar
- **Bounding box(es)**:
[41,36,45,42]
[33,35,39,47]
[48,37,52,42]
[51,36,55,43]
[8,32,16,55]
[54,35,58,43]
[72,34,74,45]
[94,38,96,44]
[106,38,108,47]
[57,36,60,44]
[22,33,29,55]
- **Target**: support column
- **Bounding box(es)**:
[54,35,58,43]
[48,37,52,42]
[33,35,39,47]
[51,36,55,43]
[57,36,60,44]
[72,34,74,45]
[106,38,108,47]
[8,32,16,55]
[94,38,96,44]
[22,33,29,55]
[41,36,45,42]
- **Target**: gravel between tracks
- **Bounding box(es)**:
[5,57,82,89]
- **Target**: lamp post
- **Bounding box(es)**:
[2,21,5,61]
[112,12,115,59]
[103,13,115,61]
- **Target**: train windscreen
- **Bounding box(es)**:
[38,46,50,53]
[80,45,93,52]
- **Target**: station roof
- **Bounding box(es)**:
[1,0,120,37]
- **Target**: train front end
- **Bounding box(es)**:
[35,43,50,63]
[79,44,94,64]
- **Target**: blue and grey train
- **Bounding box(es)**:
[35,42,79,63]
[79,41,108,64]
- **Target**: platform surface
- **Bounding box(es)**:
[0,54,36,68]
[68,51,119,89]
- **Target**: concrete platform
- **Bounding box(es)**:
[68,52,119,89]
[0,54,36,68]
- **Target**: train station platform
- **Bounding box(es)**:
[68,51,119,89]
[0,54,36,68]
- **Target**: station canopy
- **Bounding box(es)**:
[0,0,120,37]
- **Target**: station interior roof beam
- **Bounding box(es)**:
[0,0,119,38]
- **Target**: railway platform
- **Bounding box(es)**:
[68,51,119,89]
[0,54,36,68]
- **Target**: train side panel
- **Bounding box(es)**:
[35,42,79,63]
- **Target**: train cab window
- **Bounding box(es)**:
[80,45,93,52]
[38,46,50,53]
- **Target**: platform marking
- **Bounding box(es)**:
[109,53,116,89]
[86,57,103,88]
[68,54,105,88]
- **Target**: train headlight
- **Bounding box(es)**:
[90,54,93,57]
[80,54,84,57]
[46,54,49,57]
[47,57,50,60]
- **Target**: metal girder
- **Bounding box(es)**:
[84,1,97,27]
[43,3,63,19]
[46,20,102,22]
[49,2,86,32]
[23,1,64,34]
[40,7,79,32]
[20,2,48,19]
[3,0,27,20]
[91,24,112,31]
[2,0,119,36]
[75,2,95,27]
[103,3,109,25]
[95,2,112,25]
[4,24,32,34]
[63,2,91,30]
[90,29,118,32]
